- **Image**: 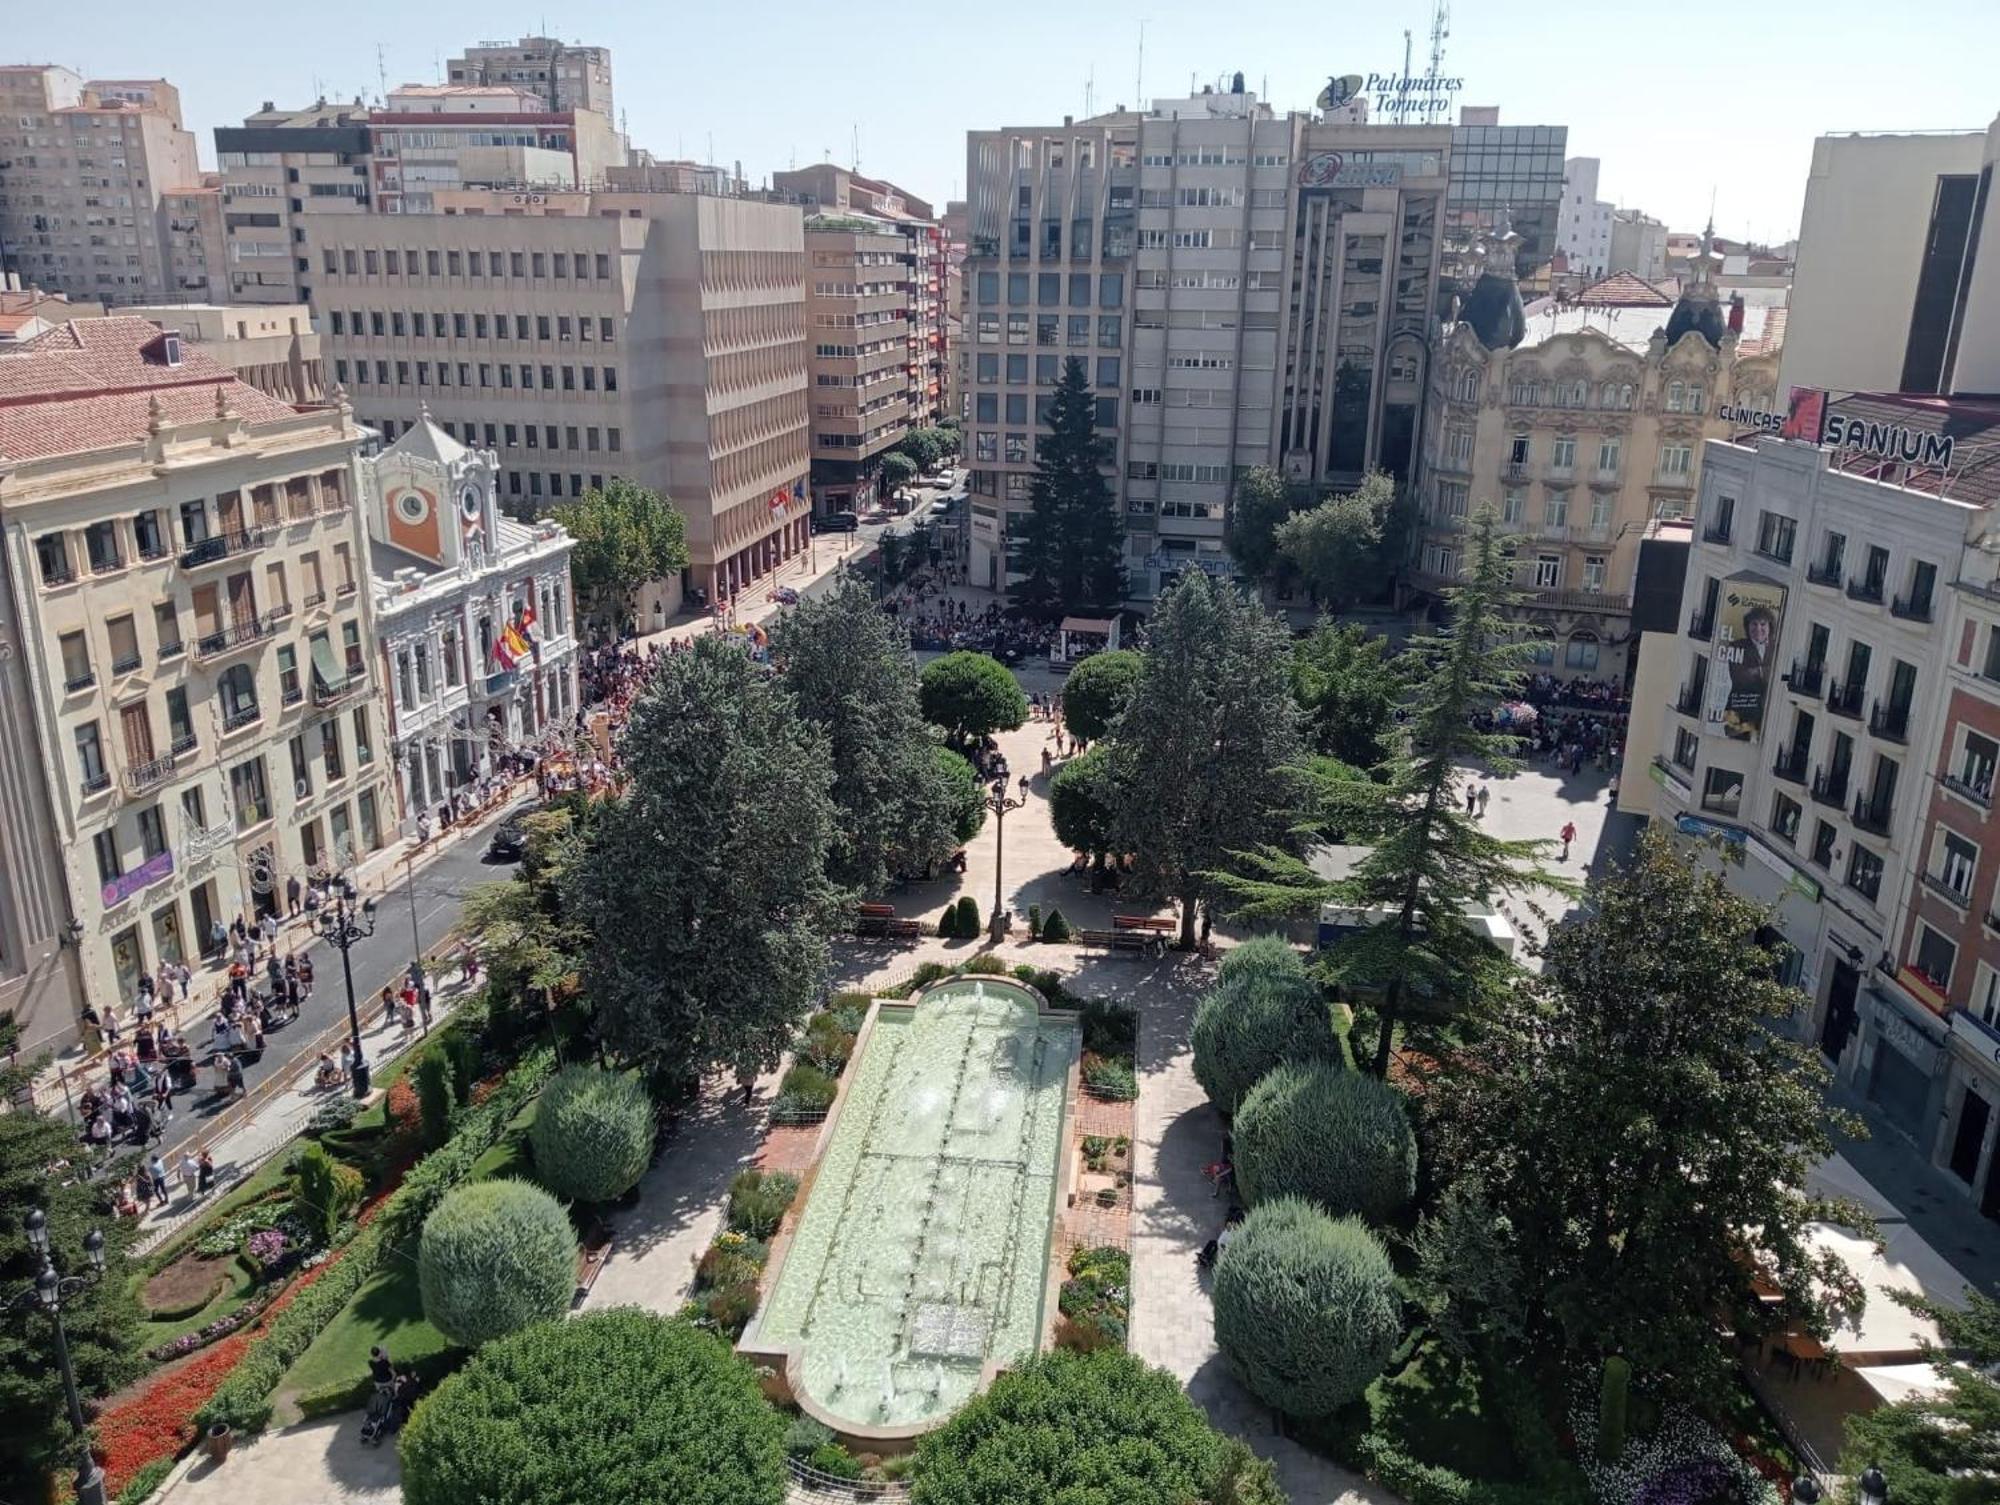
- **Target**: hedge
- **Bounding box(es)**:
[193,1049,555,1434]
[1232,1060,1416,1221]
[1190,936,1343,1115]
[529,1065,655,1204]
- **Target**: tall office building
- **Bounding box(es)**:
[962,83,1450,600]
[1444,110,1568,286]
[0,69,211,305]
[1782,122,1994,397]
[306,187,810,611]
[214,101,374,306]
[444,35,614,123]
[1556,157,1614,279]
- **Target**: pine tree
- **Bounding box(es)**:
[1214,508,1567,1075]
[1017,356,1123,616]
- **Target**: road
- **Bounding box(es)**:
[134,807,528,1155]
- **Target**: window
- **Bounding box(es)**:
[93,830,122,884]
[217,663,258,729]
[133,509,166,560]
[1565,635,1601,669]
[1544,492,1569,529]
[84,520,121,573]
[289,733,312,797]
[165,687,193,753]
[1935,827,1979,901]
[60,630,92,690]
[1534,554,1562,589]
[1501,489,1525,524]
[1846,844,1883,903]
[1956,730,1999,801]
[1770,792,1802,844]
[1581,556,1607,592]
[230,757,271,828]
[75,722,108,791]
[36,532,72,585]
[276,644,301,704]
[320,720,345,781]
[1913,922,1957,992]
[1702,765,1744,817]
[1811,819,1838,870]
[1509,432,1530,464]
[352,706,374,767]
[1551,435,1575,473]
[1754,510,1796,564]
[1597,436,1621,474]
[1659,444,1693,478]
[107,614,140,674]
[1672,726,1699,771]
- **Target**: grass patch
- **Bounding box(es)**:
[279,1259,449,1412]
[135,1258,258,1350]
[1368,1335,1520,1482]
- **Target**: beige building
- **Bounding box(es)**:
[370,87,625,215]
[304,188,811,611]
[162,178,226,302]
[0,280,104,344]
[215,101,374,306]
[125,303,325,405]
[0,69,211,306]
[0,317,392,1038]
[1413,252,1782,680]
[445,35,614,122]
[799,218,918,511]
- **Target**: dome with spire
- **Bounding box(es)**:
[1665,221,1728,348]
[1460,214,1526,351]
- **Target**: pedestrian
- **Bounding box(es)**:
[1477,785,1490,817]
[399,984,417,1034]
[298,955,314,997]
[417,982,433,1033]
[1560,820,1577,862]
[1465,784,1478,815]
[286,873,302,918]
[197,1148,215,1194]
[379,984,396,1028]
[178,1149,198,1199]
[101,1002,121,1047]
[148,1152,170,1205]
[132,984,154,1024]
[225,1056,246,1100]
[152,1069,173,1116]
[134,1162,156,1211]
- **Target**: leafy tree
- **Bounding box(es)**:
[910,1348,1274,1505]
[934,746,987,847]
[552,478,690,634]
[1274,470,1393,612]
[0,1072,142,1504]
[880,451,920,496]
[1405,1178,1527,1362]
[1060,648,1142,743]
[919,651,1027,749]
[1226,465,1302,582]
[400,1309,785,1505]
[1048,745,1121,869]
[1842,1290,2000,1505]
[1430,826,1864,1397]
[1214,509,1563,1075]
[1291,620,1403,772]
[419,1179,577,1348]
[897,427,944,472]
[773,580,960,894]
[564,635,843,1083]
[531,1066,655,1204]
[1013,356,1123,618]
[1113,573,1304,948]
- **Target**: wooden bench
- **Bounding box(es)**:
[1077,928,1166,957]
[851,909,923,941]
[572,1230,614,1308]
[856,902,897,920]
[1113,914,1177,936]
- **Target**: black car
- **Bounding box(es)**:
[811,511,860,534]
[487,823,526,862]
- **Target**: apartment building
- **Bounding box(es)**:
[305,188,810,609]
[0,317,391,1034]
[963,86,1451,599]
[1610,210,1669,283]
[1638,394,2000,1204]
[1556,157,1614,279]
[125,303,324,405]
[445,35,614,121]
[0,68,209,305]
[161,178,226,301]
[1413,254,1782,680]
[801,219,918,511]
[363,419,577,819]
[370,85,624,214]
[214,100,374,305]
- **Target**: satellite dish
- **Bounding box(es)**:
[1318,74,1364,110]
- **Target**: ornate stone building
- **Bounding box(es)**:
[1412,235,1782,681]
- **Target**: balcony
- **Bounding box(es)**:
[80,770,110,795]
[1785,661,1824,696]
[220,700,261,733]
[1847,575,1887,606]
[1503,461,1530,484]
[1825,681,1865,719]
[193,613,277,662]
[168,732,197,759]
[87,550,124,577]
[1675,681,1706,716]
[1772,746,1809,784]
[1689,609,1715,641]
[1519,587,1631,615]
[1891,592,1935,623]
[41,561,77,588]
[1811,768,1850,807]
[311,671,367,709]
[1868,701,1910,743]
[1921,870,1973,908]
[1806,560,1844,589]
[122,751,178,794]
[178,528,268,570]
[1941,770,1994,808]
[62,668,96,693]
[1701,523,1732,545]
[1852,793,1894,836]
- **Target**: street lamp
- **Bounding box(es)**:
[9,1208,109,1505]
[313,877,378,1098]
[984,774,1031,939]
[1858,1464,1889,1505]
[1790,1476,1821,1505]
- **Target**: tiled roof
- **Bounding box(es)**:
[1820,391,2000,509]
[0,316,297,463]
[1575,271,1674,307]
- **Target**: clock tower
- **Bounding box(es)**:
[363,412,499,572]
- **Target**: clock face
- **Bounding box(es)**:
[459,485,483,523]
[394,488,432,526]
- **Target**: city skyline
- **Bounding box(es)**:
[8,0,1998,249]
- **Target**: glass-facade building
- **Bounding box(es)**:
[1445,123,1568,281]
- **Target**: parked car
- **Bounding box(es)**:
[487,823,526,862]
[928,498,952,517]
[812,511,860,534]
[772,586,800,605]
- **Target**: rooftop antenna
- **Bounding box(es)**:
[851,124,859,172]
[433,51,440,84]
[707,131,714,167]
[1085,65,1094,117]
[1136,19,1147,109]
[375,43,388,106]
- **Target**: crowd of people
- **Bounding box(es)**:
[897,597,1058,661]
[1520,672,1628,713]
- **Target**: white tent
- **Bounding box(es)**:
[1853,1362,1953,1406]
[1805,1218,1972,1362]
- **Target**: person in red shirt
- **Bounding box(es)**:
[1560,821,1578,862]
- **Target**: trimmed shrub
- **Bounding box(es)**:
[1233,1059,1416,1222]
[784,1415,835,1458]
[808,1443,863,1480]
[305,1096,359,1137]
[1211,1196,1400,1418]
[911,1349,1250,1505]
[445,1030,480,1107]
[1028,903,1042,939]
[1190,936,1342,1115]
[938,909,959,938]
[1039,907,1072,943]
[399,1309,785,1505]
[726,1170,800,1239]
[954,895,980,937]
[417,1178,578,1348]
[772,1064,838,1125]
[1083,1058,1138,1101]
[416,1047,456,1150]
[961,952,1009,975]
[1597,1355,1630,1464]
[291,1142,361,1245]
[530,1065,655,1205]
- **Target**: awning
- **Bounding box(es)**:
[1854,1362,1952,1406]
[1059,616,1117,635]
[310,636,347,694]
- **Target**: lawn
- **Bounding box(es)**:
[136,1256,258,1351]
[1368,1335,1521,1482]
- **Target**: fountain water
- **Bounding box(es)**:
[881,1362,897,1420]
[832,1357,849,1395]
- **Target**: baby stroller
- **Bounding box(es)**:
[360,1370,419,1446]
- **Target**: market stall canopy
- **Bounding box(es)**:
[1806,1219,1971,1362]
[1853,1362,1954,1406]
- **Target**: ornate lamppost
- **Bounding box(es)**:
[985,774,1031,940]
[7,1209,108,1505]
[313,877,378,1097]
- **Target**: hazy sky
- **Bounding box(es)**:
[13,0,1999,244]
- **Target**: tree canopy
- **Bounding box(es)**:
[1843,1290,2000,1505]
[1012,357,1124,618]
[1225,465,1301,582]
[552,479,690,632]
[880,451,920,494]
[1273,472,1392,613]
[1430,826,1862,1396]
[563,634,843,1082]
[773,580,961,894]
[1048,744,1122,868]
[1290,621,1403,773]
[919,651,1028,748]
[1061,649,1142,743]
[1113,573,1303,948]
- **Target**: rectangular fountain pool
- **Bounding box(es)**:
[748,977,1077,1434]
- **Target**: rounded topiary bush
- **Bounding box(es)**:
[400,1308,785,1505]
[530,1065,656,1205]
[1233,1058,1416,1222]
[417,1178,578,1348]
[1211,1196,1401,1418]
[1190,936,1342,1114]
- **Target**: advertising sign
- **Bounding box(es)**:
[1703,579,1786,742]
[1780,387,1827,443]
[102,849,173,909]
[1296,152,1404,190]
[1781,386,1955,466]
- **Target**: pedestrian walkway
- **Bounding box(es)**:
[156,1415,399,1505]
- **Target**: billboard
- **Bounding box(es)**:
[1704,580,1786,742]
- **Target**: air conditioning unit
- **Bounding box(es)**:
[295,779,312,800]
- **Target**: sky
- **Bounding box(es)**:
[13,0,2000,246]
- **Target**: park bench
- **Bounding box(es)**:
[850,904,923,941]
[1077,927,1166,957]
[1113,914,1177,937]
[572,1228,614,1309]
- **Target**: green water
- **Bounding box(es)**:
[754,978,1076,1430]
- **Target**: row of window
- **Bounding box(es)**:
[974,318,1123,363]
[333,357,618,395]
[32,476,349,588]
[327,308,616,344]
[321,245,616,282]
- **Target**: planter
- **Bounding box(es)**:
[205,1422,234,1463]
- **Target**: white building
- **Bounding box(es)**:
[1610,209,1668,283]
[362,418,578,824]
[1557,157,1614,279]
